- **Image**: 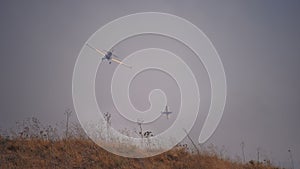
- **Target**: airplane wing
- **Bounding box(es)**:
[111,58,132,69]
[86,44,106,56]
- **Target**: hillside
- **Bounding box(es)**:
[0,136,281,169]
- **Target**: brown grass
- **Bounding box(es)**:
[0,136,281,169]
[0,117,282,169]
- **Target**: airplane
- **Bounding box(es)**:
[86,43,132,68]
[161,106,172,119]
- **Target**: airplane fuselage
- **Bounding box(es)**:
[105,51,112,60]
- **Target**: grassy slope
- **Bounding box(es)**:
[0,136,280,169]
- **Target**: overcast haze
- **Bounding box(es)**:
[0,0,300,168]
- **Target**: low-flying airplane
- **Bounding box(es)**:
[161,106,172,119]
[86,43,132,68]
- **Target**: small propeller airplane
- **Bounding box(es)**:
[161,106,172,119]
[86,43,132,69]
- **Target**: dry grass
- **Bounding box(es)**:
[0,117,282,169]
[0,136,281,169]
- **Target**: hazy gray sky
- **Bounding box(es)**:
[0,0,299,168]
